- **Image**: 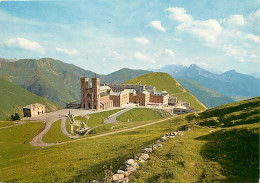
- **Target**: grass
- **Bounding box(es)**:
[65,119,73,135]
[0,78,61,120]
[87,109,122,128]
[0,116,185,182]
[124,72,207,111]
[0,122,45,166]
[42,119,71,143]
[116,108,170,122]
[131,123,259,182]
[0,121,15,128]
[0,98,258,182]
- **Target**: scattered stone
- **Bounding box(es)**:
[141,147,153,154]
[160,136,167,141]
[117,170,124,174]
[125,165,137,173]
[155,143,162,147]
[119,177,129,183]
[169,136,175,138]
[139,153,149,162]
[112,173,124,181]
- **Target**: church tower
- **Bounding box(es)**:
[80,76,89,108]
[92,75,100,111]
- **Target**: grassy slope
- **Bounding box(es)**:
[131,97,260,182]
[65,119,73,135]
[0,58,96,106]
[124,72,207,111]
[0,121,15,128]
[177,78,235,108]
[88,109,122,127]
[0,78,61,120]
[116,108,169,122]
[42,120,71,143]
[0,59,153,106]
[0,98,259,182]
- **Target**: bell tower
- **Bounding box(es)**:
[80,76,89,108]
[92,75,100,111]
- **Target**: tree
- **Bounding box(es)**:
[11,113,20,121]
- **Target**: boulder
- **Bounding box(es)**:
[160,137,167,141]
[141,147,153,154]
[155,143,163,147]
[125,165,137,172]
[117,170,124,174]
[123,171,131,177]
[112,173,124,181]
[119,177,129,183]
[139,153,149,162]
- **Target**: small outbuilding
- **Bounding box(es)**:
[23,103,45,117]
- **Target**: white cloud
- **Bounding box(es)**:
[166,7,193,23]
[5,37,45,54]
[108,51,125,61]
[133,37,150,44]
[221,14,246,26]
[134,52,155,63]
[223,44,248,62]
[177,19,222,43]
[56,47,78,56]
[148,20,166,32]
[173,38,182,42]
[165,49,175,57]
[134,52,148,60]
[246,34,260,44]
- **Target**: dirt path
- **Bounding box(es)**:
[0,122,26,130]
[103,108,132,124]
[30,116,175,147]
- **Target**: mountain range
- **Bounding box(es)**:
[159,64,259,99]
[0,58,258,109]
[0,58,150,106]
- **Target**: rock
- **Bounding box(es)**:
[123,171,131,177]
[125,165,137,172]
[119,165,125,171]
[152,145,157,149]
[112,173,124,181]
[125,159,135,166]
[155,143,163,147]
[124,159,139,169]
[169,136,175,138]
[117,170,124,174]
[170,132,176,136]
[141,147,153,154]
[139,153,149,162]
[119,178,130,183]
[160,137,167,141]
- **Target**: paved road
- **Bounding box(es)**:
[103,108,133,123]
[60,118,79,139]
[30,116,175,147]
[28,108,121,147]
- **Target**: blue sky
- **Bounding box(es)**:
[0,0,259,74]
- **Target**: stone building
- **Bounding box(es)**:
[23,103,45,117]
[80,76,170,110]
[109,90,130,107]
[81,76,113,111]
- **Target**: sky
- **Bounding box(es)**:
[0,0,259,75]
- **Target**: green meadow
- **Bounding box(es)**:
[0,97,259,182]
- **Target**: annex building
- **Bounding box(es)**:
[23,103,45,117]
[80,76,169,111]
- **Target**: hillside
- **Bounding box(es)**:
[0,78,61,120]
[160,64,259,98]
[0,97,258,182]
[0,58,152,106]
[100,68,151,84]
[132,97,260,182]
[124,72,207,111]
[177,78,234,108]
